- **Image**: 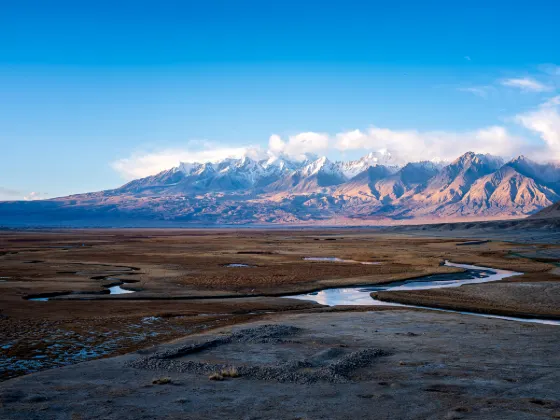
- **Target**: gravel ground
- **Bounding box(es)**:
[1,310,559,419]
[129,324,386,383]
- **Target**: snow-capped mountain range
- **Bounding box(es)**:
[1,151,560,226]
[118,150,409,195]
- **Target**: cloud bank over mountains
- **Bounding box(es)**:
[112,96,560,180]
[111,64,560,180]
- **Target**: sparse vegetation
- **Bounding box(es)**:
[220,367,240,378]
[208,372,224,381]
[152,377,171,385]
[2,229,559,383]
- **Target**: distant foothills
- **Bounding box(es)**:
[2,151,560,227]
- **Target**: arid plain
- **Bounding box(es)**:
[1,228,560,419]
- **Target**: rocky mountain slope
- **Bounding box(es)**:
[1,151,559,226]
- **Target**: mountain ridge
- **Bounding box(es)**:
[2,151,560,226]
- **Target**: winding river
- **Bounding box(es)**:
[25,259,559,325]
[28,277,137,301]
[285,261,560,326]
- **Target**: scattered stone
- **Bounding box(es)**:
[128,324,387,384]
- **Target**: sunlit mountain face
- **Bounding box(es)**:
[1,151,560,226]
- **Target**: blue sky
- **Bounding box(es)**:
[1,0,560,199]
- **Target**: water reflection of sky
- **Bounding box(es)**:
[108,284,135,294]
[305,288,397,306]
[288,261,521,306]
[303,257,380,265]
[285,261,560,325]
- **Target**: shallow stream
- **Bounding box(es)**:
[285,261,560,326]
[303,257,380,265]
[28,277,137,301]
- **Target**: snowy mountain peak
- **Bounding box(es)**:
[360,149,398,165]
[264,156,286,169]
[33,150,560,225]
[301,156,340,177]
[506,155,560,183]
[451,151,503,170]
[178,162,195,174]
[337,150,401,179]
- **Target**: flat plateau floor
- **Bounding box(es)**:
[1,228,560,418]
[1,310,559,420]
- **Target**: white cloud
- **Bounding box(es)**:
[113,122,546,180]
[112,144,266,180]
[113,132,332,180]
[112,95,560,181]
[0,188,49,201]
[501,77,552,92]
[334,126,526,163]
[23,191,49,201]
[457,86,491,98]
[464,56,471,61]
[539,64,560,76]
[515,96,560,159]
[543,96,560,107]
[267,132,329,160]
[268,134,286,156]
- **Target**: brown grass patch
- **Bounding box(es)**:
[220,367,240,378]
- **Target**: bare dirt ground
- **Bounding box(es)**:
[1,311,559,420]
[1,228,560,418]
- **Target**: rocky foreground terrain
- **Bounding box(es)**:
[1,151,560,226]
[2,312,559,419]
